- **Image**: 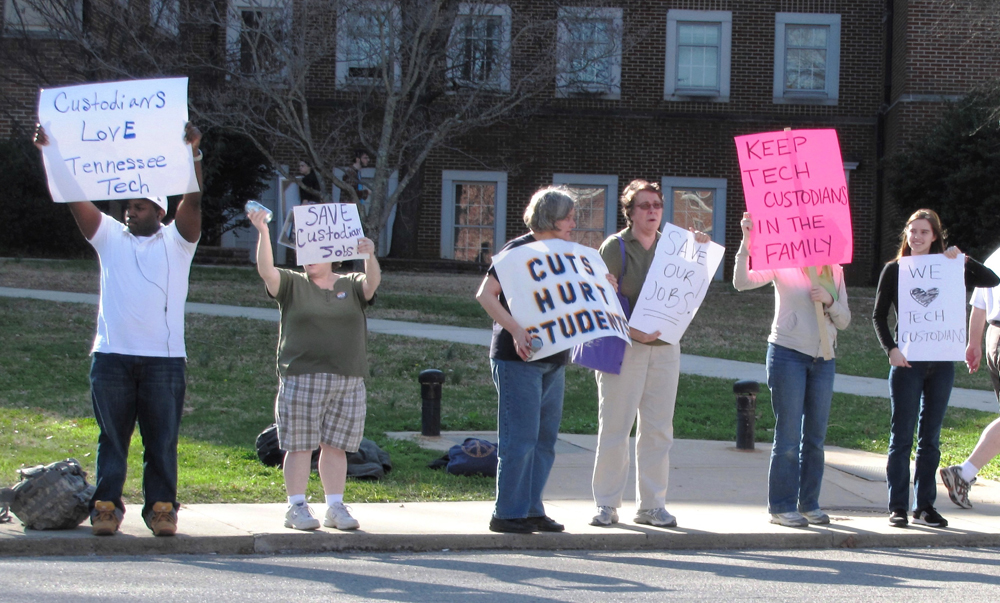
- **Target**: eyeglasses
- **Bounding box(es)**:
[635,202,664,211]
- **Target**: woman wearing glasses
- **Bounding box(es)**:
[590,179,708,529]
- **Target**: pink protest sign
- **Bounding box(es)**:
[734,129,853,269]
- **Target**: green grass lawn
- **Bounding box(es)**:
[2,258,999,506]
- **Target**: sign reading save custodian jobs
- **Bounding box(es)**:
[37,77,199,203]
[734,129,853,270]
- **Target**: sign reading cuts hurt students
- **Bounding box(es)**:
[491,239,631,361]
[734,129,853,270]
[36,77,199,203]
[897,254,967,362]
[292,203,367,265]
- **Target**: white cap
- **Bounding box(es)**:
[145,196,168,213]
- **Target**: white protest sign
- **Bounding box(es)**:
[292,203,367,265]
[897,254,967,361]
[629,223,725,344]
[491,238,630,361]
[37,78,198,203]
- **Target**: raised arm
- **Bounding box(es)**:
[173,123,203,243]
[34,124,102,240]
[249,209,280,297]
[358,237,381,301]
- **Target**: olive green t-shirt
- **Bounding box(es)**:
[271,269,372,377]
[598,227,667,346]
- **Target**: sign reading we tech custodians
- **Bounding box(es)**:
[629,222,725,344]
[491,239,630,361]
[734,129,853,270]
[897,254,967,361]
[292,203,367,265]
[37,78,198,203]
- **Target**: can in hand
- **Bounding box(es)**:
[245,200,273,223]
[525,336,543,361]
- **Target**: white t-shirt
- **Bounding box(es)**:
[88,212,198,357]
[971,247,1000,323]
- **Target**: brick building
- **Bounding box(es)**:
[3,0,998,284]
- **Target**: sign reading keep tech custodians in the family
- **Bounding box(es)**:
[491,239,631,361]
[734,129,853,270]
[897,254,967,362]
[629,222,725,344]
[37,77,199,203]
[292,203,367,265]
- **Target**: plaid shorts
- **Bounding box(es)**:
[275,373,367,453]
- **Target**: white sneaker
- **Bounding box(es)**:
[634,508,677,527]
[324,502,360,530]
[801,509,830,525]
[591,506,619,526]
[770,511,808,527]
[284,502,320,530]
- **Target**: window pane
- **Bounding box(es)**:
[240,10,283,74]
[678,23,719,46]
[458,15,501,83]
[671,189,714,236]
[562,185,606,249]
[564,17,615,88]
[454,183,496,262]
[676,23,720,90]
[785,25,828,91]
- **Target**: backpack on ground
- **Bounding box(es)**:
[0,458,95,530]
[428,438,498,477]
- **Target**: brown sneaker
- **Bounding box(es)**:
[144,502,178,537]
[91,501,122,536]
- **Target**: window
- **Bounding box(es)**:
[556,7,622,99]
[664,10,731,101]
[552,174,618,249]
[440,170,507,262]
[661,177,727,279]
[336,2,401,86]
[773,13,840,105]
[448,3,511,91]
[3,0,81,35]
[227,1,289,76]
[150,0,180,36]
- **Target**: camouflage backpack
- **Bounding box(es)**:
[0,459,95,530]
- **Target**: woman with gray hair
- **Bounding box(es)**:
[476,186,577,534]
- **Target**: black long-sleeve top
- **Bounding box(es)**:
[872,256,1000,355]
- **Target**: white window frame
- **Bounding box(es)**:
[336,1,402,88]
[150,0,180,36]
[447,3,511,92]
[773,13,841,105]
[552,173,619,242]
[3,0,82,36]
[555,6,622,100]
[664,10,731,102]
[226,0,291,77]
[661,176,727,280]
[440,170,507,260]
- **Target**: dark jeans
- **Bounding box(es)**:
[90,353,186,516]
[887,361,954,512]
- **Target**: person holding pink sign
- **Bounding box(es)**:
[248,206,381,532]
[873,209,998,528]
[734,211,851,528]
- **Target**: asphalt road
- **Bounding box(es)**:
[4,547,1000,602]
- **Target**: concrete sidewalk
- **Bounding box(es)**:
[3,435,1000,557]
[3,286,997,411]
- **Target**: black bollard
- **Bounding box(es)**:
[419,369,446,436]
[733,380,760,451]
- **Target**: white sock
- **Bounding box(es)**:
[288,494,306,506]
[960,461,979,483]
[326,494,344,506]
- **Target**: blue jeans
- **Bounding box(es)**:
[490,358,565,520]
[887,361,954,512]
[90,353,186,516]
[765,343,836,514]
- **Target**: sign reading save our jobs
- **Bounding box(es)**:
[37,77,198,203]
[491,239,630,361]
[292,203,367,265]
[897,254,967,362]
[629,222,725,344]
[734,129,852,270]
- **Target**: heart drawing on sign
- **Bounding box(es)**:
[910,287,939,307]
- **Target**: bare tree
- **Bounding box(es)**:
[1,0,630,253]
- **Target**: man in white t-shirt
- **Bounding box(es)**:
[941,246,1000,509]
[34,123,203,537]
